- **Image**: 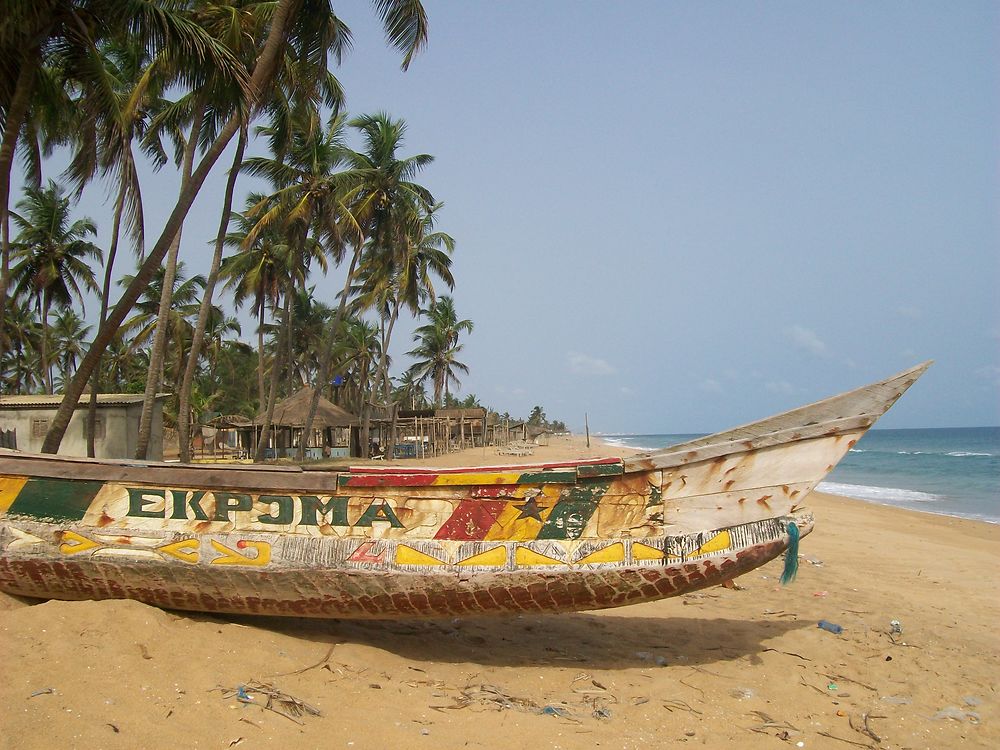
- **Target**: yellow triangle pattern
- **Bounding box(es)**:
[395,545,445,566]
[58,530,101,556]
[515,546,564,566]
[631,542,664,561]
[457,546,507,567]
[693,530,731,556]
[576,542,625,566]
[158,539,200,564]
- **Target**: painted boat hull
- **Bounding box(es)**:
[0,363,929,618]
[0,514,810,618]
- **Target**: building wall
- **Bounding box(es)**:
[0,402,163,460]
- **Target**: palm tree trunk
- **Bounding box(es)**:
[361,302,399,459]
[87,176,129,456]
[254,292,289,462]
[297,244,362,461]
[257,297,266,407]
[0,51,39,365]
[177,127,247,462]
[133,230,180,459]
[135,97,206,459]
[41,0,306,454]
[40,296,52,394]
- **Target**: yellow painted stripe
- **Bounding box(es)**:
[430,472,523,486]
[693,530,731,556]
[515,547,564,566]
[395,544,445,566]
[0,476,28,513]
[632,542,665,561]
[457,546,507,567]
[577,542,626,565]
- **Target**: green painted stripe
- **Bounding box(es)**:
[576,462,624,478]
[7,478,104,522]
[516,469,578,484]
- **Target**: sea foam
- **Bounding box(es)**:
[817,481,944,504]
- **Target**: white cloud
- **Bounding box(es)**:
[568,351,617,376]
[786,325,828,357]
[765,380,795,395]
[896,305,922,319]
[699,378,723,393]
[619,386,634,396]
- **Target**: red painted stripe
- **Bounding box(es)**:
[348,457,622,476]
[340,473,439,487]
[434,500,508,540]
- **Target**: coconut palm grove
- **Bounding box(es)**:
[0,1,565,460]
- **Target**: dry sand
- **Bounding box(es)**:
[1,435,997,749]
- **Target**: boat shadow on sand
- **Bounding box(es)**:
[225,608,810,670]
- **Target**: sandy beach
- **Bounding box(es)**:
[1,435,997,749]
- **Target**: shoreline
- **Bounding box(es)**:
[2,432,997,748]
[408,432,1000,529]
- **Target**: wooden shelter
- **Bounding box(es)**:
[192,414,253,461]
[374,407,489,459]
[253,387,359,459]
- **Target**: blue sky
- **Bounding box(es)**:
[14,1,1000,432]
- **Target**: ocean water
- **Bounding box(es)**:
[600,427,999,524]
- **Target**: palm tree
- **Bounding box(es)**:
[287,285,335,387]
[354,204,454,387]
[119,263,206,357]
[392,368,428,411]
[0,0,250,364]
[50,307,91,389]
[417,294,473,349]
[353,202,454,450]
[241,109,359,460]
[221,201,294,409]
[406,296,473,407]
[527,405,546,426]
[334,315,381,417]
[103,331,147,393]
[9,181,101,393]
[300,112,437,457]
[0,297,42,393]
[39,0,296,454]
[40,0,431,454]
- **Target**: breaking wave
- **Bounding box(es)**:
[817,481,944,504]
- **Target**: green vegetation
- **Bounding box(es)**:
[0,2,570,458]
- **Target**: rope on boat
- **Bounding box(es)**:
[780,521,800,585]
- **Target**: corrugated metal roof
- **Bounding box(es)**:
[0,393,170,408]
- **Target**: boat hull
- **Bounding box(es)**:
[0,362,929,618]
[0,513,809,618]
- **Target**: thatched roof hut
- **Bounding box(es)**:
[254,387,358,428]
[253,387,359,459]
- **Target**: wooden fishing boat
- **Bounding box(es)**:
[0,362,930,619]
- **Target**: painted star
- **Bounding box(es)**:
[513,497,546,521]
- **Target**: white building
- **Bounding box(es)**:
[0,393,167,460]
